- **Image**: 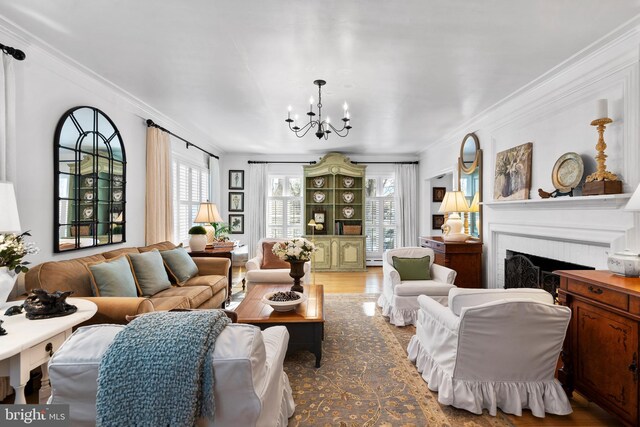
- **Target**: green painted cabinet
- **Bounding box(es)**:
[304,153,366,271]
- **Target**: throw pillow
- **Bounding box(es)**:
[392,255,431,281]
[127,249,172,296]
[87,255,139,297]
[160,247,199,284]
[261,241,290,269]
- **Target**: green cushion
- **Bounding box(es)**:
[88,256,138,297]
[392,255,431,281]
[127,249,172,296]
[160,247,199,284]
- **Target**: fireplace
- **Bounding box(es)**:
[504,250,594,298]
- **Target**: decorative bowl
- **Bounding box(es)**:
[262,291,307,312]
[608,250,640,277]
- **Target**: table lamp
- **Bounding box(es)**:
[438,191,469,242]
[0,182,21,233]
[194,202,223,246]
[469,192,480,236]
[626,184,640,211]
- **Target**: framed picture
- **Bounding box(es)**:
[433,187,446,203]
[228,192,244,212]
[229,214,244,234]
[494,142,533,201]
[229,170,244,190]
[432,214,445,230]
[313,211,325,224]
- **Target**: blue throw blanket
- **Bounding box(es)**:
[96,310,230,427]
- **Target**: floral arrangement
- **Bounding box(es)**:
[272,238,316,262]
[0,232,39,273]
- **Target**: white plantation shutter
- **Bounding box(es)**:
[365,199,380,253]
[172,156,210,244]
[267,175,303,238]
[365,176,398,261]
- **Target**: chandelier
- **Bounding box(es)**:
[285,79,352,139]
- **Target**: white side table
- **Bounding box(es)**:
[0,298,97,404]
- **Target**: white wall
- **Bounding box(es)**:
[419,23,640,287]
[1,24,222,266]
[424,173,453,237]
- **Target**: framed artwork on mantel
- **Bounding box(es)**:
[493,142,532,201]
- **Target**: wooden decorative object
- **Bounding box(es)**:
[583,118,622,195]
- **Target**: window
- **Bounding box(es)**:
[365,176,396,262]
[172,156,209,244]
[266,175,303,239]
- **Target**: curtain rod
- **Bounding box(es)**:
[146,119,219,159]
[0,43,26,61]
[248,161,316,164]
[352,161,419,165]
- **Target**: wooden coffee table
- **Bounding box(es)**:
[235,284,325,367]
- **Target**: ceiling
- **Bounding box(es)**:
[0,1,639,155]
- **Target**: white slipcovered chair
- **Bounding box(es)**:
[377,247,457,326]
[48,323,295,427]
[245,238,310,292]
[408,288,572,418]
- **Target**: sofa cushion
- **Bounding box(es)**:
[144,296,192,312]
[127,250,172,296]
[394,280,454,296]
[102,247,140,260]
[448,288,554,316]
[155,285,213,308]
[31,254,107,297]
[140,241,176,253]
[261,242,290,269]
[392,255,431,280]
[87,256,139,297]
[160,247,199,284]
[184,275,227,295]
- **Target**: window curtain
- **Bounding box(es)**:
[394,164,418,247]
[209,156,221,205]
[145,127,174,244]
[0,52,15,403]
[247,163,268,258]
[0,54,16,184]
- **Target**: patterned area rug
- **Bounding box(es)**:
[284,294,513,427]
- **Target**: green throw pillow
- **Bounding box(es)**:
[88,256,138,297]
[160,246,199,284]
[392,255,431,281]
[127,249,172,296]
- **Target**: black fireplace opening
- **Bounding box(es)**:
[504,250,594,299]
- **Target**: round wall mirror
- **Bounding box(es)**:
[459,133,480,174]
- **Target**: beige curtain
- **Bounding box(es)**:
[145,127,174,244]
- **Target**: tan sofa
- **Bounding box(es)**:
[24,241,229,325]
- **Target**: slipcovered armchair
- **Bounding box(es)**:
[244,238,310,292]
[408,288,572,418]
[377,247,456,326]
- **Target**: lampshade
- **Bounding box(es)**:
[469,192,480,213]
[626,184,640,211]
[308,219,317,227]
[0,182,21,233]
[194,202,223,223]
[438,191,470,213]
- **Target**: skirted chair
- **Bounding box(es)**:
[244,238,310,292]
[377,247,457,326]
[408,288,572,418]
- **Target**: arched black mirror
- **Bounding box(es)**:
[458,132,482,240]
[54,106,126,252]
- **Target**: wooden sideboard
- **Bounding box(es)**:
[555,270,640,426]
[419,236,482,288]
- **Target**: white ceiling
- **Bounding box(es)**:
[1,1,639,155]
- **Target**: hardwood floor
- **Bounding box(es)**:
[232,266,622,427]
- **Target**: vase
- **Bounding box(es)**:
[0,267,18,303]
[288,260,306,293]
[189,234,207,252]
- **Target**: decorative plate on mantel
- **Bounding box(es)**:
[552,152,584,192]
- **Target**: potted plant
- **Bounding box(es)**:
[188,225,207,252]
[0,232,39,303]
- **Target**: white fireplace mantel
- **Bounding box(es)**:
[483,193,632,210]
